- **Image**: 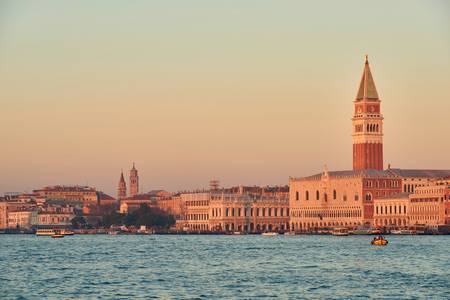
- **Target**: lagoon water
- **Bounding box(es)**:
[0,235,449,299]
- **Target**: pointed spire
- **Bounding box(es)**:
[119,169,125,182]
[131,162,136,170]
[356,55,379,101]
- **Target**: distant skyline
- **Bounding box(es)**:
[1,1,450,196]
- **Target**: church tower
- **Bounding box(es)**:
[352,55,383,170]
[117,170,127,199]
[129,163,139,197]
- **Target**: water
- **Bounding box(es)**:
[0,235,449,299]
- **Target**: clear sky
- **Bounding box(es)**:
[1,1,449,196]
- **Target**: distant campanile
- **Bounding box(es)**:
[352,55,384,170]
[117,170,127,199]
[129,163,139,197]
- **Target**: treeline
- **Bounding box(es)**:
[101,204,175,228]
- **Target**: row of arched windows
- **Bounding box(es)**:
[375,205,407,215]
[219,207,289,218]
[295,190,363,202]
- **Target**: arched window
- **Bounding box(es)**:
[296,191,299,201]
[365,193,372,201]
[316,190,320,200]
[324,193,328,202]
[333,190,337,200]
[306,191,309,201]
[367,124,370,132]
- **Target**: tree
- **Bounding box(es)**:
[71,216,87,229]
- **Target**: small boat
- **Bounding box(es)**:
[262,232,278,236]
[284,232,295,236]
[371,236,388,246]
[332,228,349,236]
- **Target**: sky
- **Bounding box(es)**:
[1,1,449,196]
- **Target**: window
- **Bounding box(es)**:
[355,194,359,201]
[324,193,328,202]
[333,190,337,200]
[316,190,320,200]
[306,191,309,201]
[296,191,299,201]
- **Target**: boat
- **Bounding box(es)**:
[262,232,278,236]
[36,228,74,236]
[350,226,373,235]
[371,236,388,246]
[392,229,415,235]
[332,228,349,236]
[36,229,56,236]
[284,232,295,236]
[51,230,64,239]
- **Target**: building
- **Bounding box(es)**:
[7,210,37,229]
[352,55,383,171]
[0,202,35,229]
[409,179,450,228]
[289,168,402,231]
[179,192,210,231]
[119,190,172,214]
[387,168,450,194]
[37,204,75,227]
[33,185,98,204]
[129,163,139,197]
[117,170,127,199]
[209,193,289,233]
[373,193,410,229]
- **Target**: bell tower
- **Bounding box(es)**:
[352,55,383,170]
[129,163,139,197]
[117,170,127,200]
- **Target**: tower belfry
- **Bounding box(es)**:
[129,163,139,196]
[352,55,384,170]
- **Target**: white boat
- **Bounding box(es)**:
[332,228,349,236]
[392,229,415,235]
[262,232,278,236]
[36,229,74,236]
[36,229,56,236]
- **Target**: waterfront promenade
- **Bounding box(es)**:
[1,235,449,299]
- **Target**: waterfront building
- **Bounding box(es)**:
[117,170,127,199]
[37,204,75,227]
[129,163,139,197]
[409,179,450,228]
[7,210,37,229]
[289,168,402,231]
[155,194,183,219]
[209,193,289,232]
[179,192,210,231]
[0,202,35,229]
[373,193,410,228]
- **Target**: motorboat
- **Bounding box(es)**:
[332,228,349,236]
[262,232,278,236]
[371,236,388,246]
[36,228,74,236]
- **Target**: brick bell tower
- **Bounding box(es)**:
[352,55,383,170]
[129,162,139,197]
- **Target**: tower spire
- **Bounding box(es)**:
[356,54,379,101]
